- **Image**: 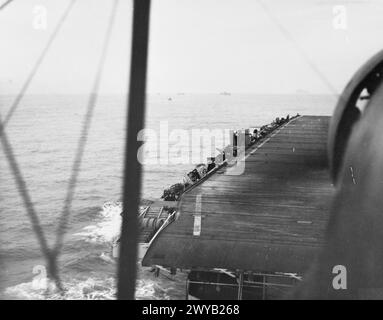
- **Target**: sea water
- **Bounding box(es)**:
[0,93,336,299]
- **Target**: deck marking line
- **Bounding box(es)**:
[297,220,312,224]
[244,116,301,160]
[193,194,202,236]
[350,166,356,184]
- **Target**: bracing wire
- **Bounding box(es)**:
[0,0,78,292]
[0,0,120,295]
[0,0,14,11]
[0,116,50,255]
[54,0,120,254]
[0,115,64,290]
[256,0,339,96]
[0,0,77,134]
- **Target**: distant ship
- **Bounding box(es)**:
[220,91,231,96]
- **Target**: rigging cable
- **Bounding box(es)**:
[0,114,61,287]
[0,0,14,11]
[256,0,339,96]
[0,0,121,295]
[0,0,78,291]
[1,0,77,134]
[54,0,120,255]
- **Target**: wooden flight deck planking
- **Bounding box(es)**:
[142,116,334,275]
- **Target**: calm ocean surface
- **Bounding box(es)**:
[0,93,336,299]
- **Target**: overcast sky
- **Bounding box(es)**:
[1,0,383,95]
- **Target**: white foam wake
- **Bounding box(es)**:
[4,277,116,300]
[4,276,174,300]
[74,201,122,244]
